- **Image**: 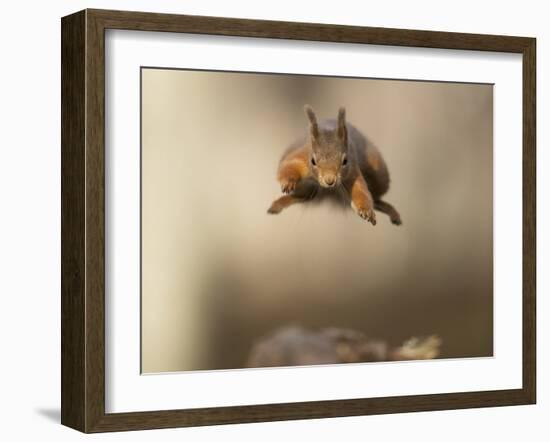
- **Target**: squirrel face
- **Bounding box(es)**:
[304,105,350,188]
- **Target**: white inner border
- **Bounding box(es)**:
[105,30,523,413]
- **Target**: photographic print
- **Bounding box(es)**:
[140,68,493,374]
[61,10,535,432]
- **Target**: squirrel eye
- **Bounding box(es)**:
[311,157,317,166]
[342,156,348,166]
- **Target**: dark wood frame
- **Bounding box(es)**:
[61,8,536,433]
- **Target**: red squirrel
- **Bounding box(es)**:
[268,105,402,226]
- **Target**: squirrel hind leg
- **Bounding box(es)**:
[374,200,402,225]
[267,194,308,214]
[268,181,318,215]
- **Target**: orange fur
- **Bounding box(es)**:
[268,105,401,226]
[367,150,381,172]
[347,170,376,225]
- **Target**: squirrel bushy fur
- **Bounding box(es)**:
[268,105,402,226]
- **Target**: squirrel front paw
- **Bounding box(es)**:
[353,204,377,226]
[280,178,298,194]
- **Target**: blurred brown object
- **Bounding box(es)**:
[246,326,442,368]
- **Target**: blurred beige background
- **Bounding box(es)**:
[141,68,493,373]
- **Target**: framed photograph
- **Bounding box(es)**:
[61,9,536,433]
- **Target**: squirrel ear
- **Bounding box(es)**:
[337,107,347,140]
[304,104,319,139]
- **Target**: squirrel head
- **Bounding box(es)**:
[304,105,350,188]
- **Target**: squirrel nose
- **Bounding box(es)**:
[324,176,336,186]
